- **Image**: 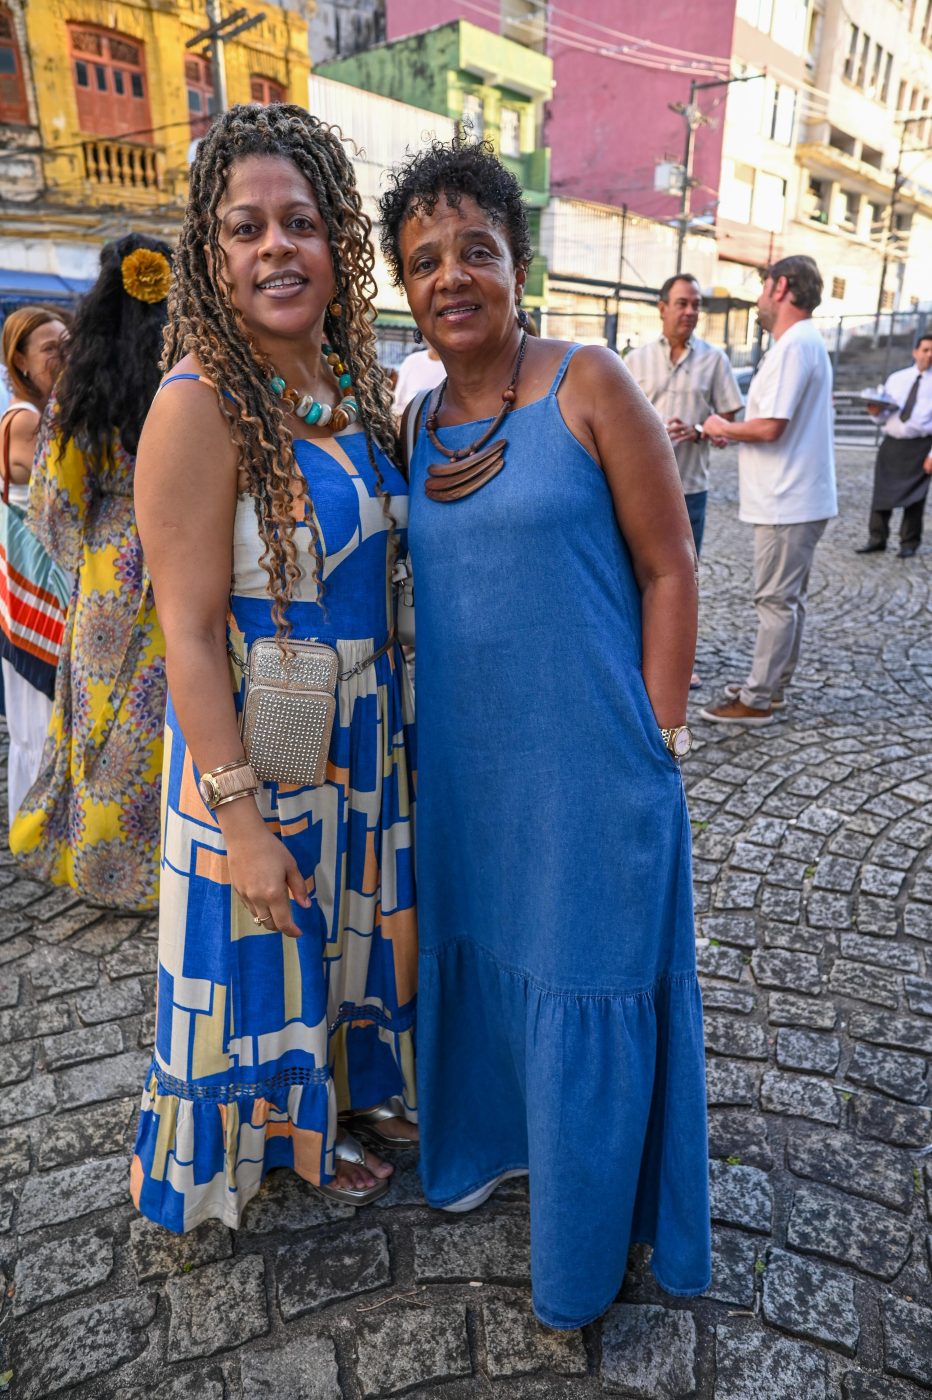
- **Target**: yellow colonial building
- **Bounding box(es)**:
[0,0,311,303]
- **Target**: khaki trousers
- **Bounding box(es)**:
[740,519,827,710]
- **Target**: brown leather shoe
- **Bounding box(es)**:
[724,683,785,709]
[699,699,774,726]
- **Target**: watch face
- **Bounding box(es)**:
[673,727,692,757]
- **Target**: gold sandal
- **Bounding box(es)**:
[312,1131,390,1206]
[342,1096,418,1152]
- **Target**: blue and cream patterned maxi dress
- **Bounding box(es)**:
[132,423,416,1232]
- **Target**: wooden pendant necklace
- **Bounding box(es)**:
[424,331,528,502]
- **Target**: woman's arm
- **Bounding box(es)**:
[134,372,310,935]
[559,346,698,727]
[3,409,40,484]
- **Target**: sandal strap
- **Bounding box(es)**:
[349,1096,408,1127]
[333,1131,367,1167]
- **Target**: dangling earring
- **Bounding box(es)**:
[517,307,529,330]
[329,299,343,317]
[413,328,423,345]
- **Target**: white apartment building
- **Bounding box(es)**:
[716,0,932,316]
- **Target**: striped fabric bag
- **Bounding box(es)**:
[0,407,70,698]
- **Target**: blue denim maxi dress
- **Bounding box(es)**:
[408,346,710,1329]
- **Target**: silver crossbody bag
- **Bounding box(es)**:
[236,633,394,787]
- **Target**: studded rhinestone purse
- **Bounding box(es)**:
[236,632,396,787]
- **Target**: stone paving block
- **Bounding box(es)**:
[75,976,147,1023]
[28,946,100,1000]
[703,1014,768,1060]
[30,908,100,946]
[854,1094,932,1149]
[600,1304,697,1398]
[706,1059,759,1107]
[373,1151,428,1208]
[904,976,932,1016]
[709,1160,773,1233]
[55,1048,151,1107]
[0,1071,56,1126]
[13,1229,114,1314]
[762,1247,860,1356]
[13,1292,156,1399]
[871,840,914,871]
[0,1181,18,1231]
[761,885,803,924]
[277,1225,390,1318]
[703,1228,758,1308]
[482,1300,588,1378]
[775,1028,840,1075]
[130,1214,232,1281]
[42,1021,123,1070]
[760,1070,840,1125]
[239,1335,342,1399]
[808,891,853,929]
[830,960,900,1008]
[846,1042,928,1103]
[904,903,932,942]
[354,1304,471,1397]
[166,1253,268,1360]
[103,941,159,979]
[840,934,921,973]
[856,895,899,937]
[751,950,821,995]
[0,1124,30,1182]
[696,943,744,980]
[700,986,757,1014]
[0,1000,70,1044]
[707,1111,773,1170]
[701,915,758,948]
[18,1154,129,1231]
[786,1184,913,1280]
[239,1171,354,1233]
[151,1373,225,1400]
[0,1041,33,1085]
[70,916,140,956]
[0,936,33,965]
[813,856,859,893]
[786,1129,913,1211]
[767,993,837,1029]
[744,816,789,847]
[414,1214,531,1282]
[714,1321,831,1400]
[763,923,824,954]
[843,1372,932,1400]
[0,972,19,1008]
[37,1096,136,1168]
[0,912,36,946]
[849,1011,932,1055]
[883,1295,932,1388]
[861,864,906,898]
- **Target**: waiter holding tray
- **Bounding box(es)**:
[856,332,932,558]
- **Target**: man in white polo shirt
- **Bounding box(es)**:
[698,255,837,726]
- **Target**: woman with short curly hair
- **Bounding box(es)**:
[381,138,710,1329]
[129,104,417,1231]
[10,237,169,908]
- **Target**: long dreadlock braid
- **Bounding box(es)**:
[165,103,398,641]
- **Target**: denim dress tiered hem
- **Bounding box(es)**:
[408,346,710,1329]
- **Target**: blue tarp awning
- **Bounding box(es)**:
[0,270,95,306]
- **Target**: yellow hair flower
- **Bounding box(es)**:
[121,248,172,304]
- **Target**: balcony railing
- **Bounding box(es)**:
[82,139,161,191]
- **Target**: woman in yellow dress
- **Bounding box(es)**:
[11,235,171,910]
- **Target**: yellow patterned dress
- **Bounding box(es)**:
[10,416,165,910]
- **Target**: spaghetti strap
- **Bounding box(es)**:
[547,345,581,397]
[157,372,236,403]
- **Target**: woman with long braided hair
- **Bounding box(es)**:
[131,104,417,1229]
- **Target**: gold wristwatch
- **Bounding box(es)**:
[198,759,259,811]
[660,725,693,760]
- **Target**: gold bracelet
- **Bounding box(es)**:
[198,760,259,811]
[212,788,259,810]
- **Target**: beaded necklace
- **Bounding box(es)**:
[269,342,359,432]
[424,331,528,502]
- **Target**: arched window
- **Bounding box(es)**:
[185,54,215,139]
[250,74,286,105]
[68,24,151,138]
[0,6,29,126]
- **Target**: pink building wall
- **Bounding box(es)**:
[385,0,738,222]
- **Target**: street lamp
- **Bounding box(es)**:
[876,115,930,325]
[671,72,765,275]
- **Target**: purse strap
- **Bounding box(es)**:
[399,389,430,482]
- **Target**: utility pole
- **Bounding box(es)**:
[671,72,765,274]
[876,114,927,328]
[186,3,267,115]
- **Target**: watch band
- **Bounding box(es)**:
[199,760,259,811]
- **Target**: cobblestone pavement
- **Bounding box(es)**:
[2,444,932,1400]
